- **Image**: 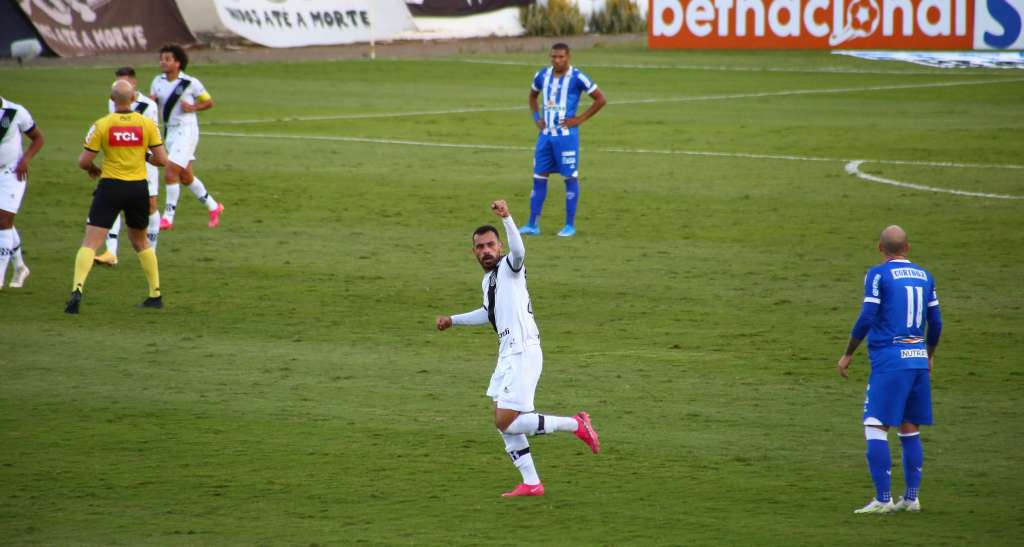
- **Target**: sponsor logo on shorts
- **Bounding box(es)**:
[900,349,928,358]
[109,126,143,147]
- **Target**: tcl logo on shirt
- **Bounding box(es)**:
[109,126,143,147]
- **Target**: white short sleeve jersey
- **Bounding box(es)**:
[0,97,37,167]
[108,93,160,125]
[150,72,209,128]
[481,255,540,357]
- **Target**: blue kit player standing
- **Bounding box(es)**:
[518,43,606,238]
[836,225,943,514]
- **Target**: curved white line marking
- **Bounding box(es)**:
[845,160,1024,200]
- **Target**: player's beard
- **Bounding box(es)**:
[478,253,498,271]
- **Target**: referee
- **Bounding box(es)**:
[65,80,168,314]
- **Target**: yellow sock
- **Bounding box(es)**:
[137,247,160,298]
[72,247,96,292]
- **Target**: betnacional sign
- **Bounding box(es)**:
[648,0,1024,49]
[213,0,415,48]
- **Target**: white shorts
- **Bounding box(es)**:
[486,344,543,412]
[165,124,199,167]
[0,171,26,214]
[146,163,159,197]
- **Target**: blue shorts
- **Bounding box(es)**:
[534,133,579,178]
[863,369,933,427]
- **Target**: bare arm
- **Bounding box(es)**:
[562,88,607,129]
[15,127,44,181]
[148,144,168,167]
[180,98,213,113]
[78,149,101,179]
[529,89,545,130]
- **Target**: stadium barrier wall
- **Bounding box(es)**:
[648,0,1024,49]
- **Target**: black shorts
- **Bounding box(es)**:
[87,178,150,230]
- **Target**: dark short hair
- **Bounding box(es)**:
[114,66,136,77]
[472,225,500,243]
[551,43,570,53]
[160,44,188,71]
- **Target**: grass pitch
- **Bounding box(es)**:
[1,43,1023,545]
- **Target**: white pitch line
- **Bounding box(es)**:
[844,161,1024,199]
[203,130,1024,171]
[452,58,1024,77]
[205,77,1024,126]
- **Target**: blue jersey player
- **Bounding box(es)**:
[836,226,943,514]
[519,43,606,238]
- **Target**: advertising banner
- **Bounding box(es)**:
[213,0,416,48]
[649,0,1024,49]
[15,0,196,57]
[405,0,534,16]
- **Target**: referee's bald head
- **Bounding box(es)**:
[879,225,909,256]
[110,79,134,105]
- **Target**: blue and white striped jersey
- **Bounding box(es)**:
[531,66,598,137]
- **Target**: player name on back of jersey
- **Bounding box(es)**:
[890,267,928,280]
[109,126,143,147]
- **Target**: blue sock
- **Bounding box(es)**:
[900,433,923,500]
[528,176,547,226]
[564,177,579,226]
[866,439,892,502]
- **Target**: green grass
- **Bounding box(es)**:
[1,43,1023,545]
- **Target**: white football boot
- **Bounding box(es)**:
[854,498,897,514]
[893,497,921,512]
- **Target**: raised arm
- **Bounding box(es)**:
[492,200,524,272]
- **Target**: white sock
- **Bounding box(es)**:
[10,227,25,269]
[107,215,122,257]
[188,177,219,211]
[0,228,12,282]
[147,211,161,251]
[505,413,579,436]
[502,432,540,485]
[164,183,180,222]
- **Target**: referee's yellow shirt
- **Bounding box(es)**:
[83,111,162,181]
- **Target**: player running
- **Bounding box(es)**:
[836,225,943,514]
[519,43,606,238]
[436,200,600,497]
[0,95,44,290]
[95,67,162,266]
[151,44,224,230]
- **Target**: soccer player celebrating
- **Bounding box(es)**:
[0,95,44,289]
[836,226,943,514]
[65,80,167,314]
[95,67,163,266]
[150,44,224,230]
[519,43,606,238]
[436,200,601,497]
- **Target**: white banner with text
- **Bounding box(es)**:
[213,0,416,48]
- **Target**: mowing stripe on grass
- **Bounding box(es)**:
[203,130,1024,171]
[206,78,1024,126]
[452,58,1024,77]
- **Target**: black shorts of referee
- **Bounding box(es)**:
[87,178,150,229]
